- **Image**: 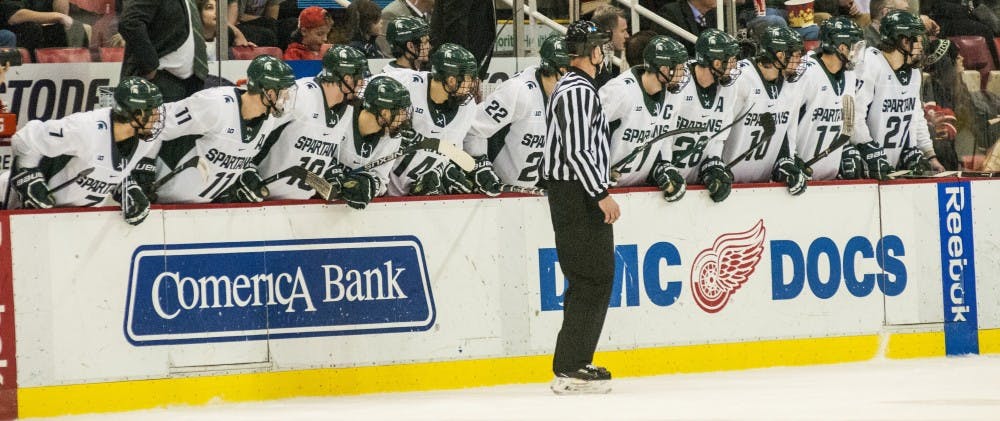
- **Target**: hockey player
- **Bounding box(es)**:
[722,25,808,196]
[388,43,495,197]
[852,10,945,179]
[601,35,689,202]
[795,16,865,181]
[669,29,741,202]
[3,77,163,226]
[254,45,369,200]
[382,16,431,80]
[153,55,296,203]
[463,34,568,188]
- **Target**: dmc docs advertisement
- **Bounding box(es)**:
[531,183,911,351]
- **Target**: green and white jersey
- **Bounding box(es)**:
[388,71,476,196]
[154,87,280,203]
[464,65,548,188]
[8,108,159,208]
[601,67,676,187]
[793,55,857,180]
[852,47,932,167]
[337,107,402,195]
[668,62,737,183]
[723,59,802,183]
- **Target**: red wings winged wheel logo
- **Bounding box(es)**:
[690,220,766,313]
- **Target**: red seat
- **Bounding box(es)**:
[949,36,994,90]
[34,47,92,63]
[17,47,31,64]
[230,46,283,60]
[99,47,124,62]
[70,0,114,14]
[803,40,819,52]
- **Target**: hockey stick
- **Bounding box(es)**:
[499,183,546,196]
[671,103,757,166]
[890,170,961,179]
[261,165,333,200]
[49,167,95,194]
[725,112,777,170]
[803,95,856,169]
[609,126,707,181]
[353,137,476,174]
[151,156,201,192]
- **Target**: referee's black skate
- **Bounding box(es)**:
[550,365,612,395]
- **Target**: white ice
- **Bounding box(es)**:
[33,355,1000,421]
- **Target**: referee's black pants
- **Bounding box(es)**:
[546,180,615,374]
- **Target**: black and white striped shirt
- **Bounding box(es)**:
[542,67,611,200]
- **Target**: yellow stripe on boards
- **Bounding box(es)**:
[978,328,1000,354]
[884,331,946,359]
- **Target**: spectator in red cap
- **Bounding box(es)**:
[284,6,331,60]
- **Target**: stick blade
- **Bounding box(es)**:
[841,95,855,138]
[281,166,333,200]
[437,140,476,171]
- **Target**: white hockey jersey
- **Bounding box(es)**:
[8,108,159,208]
[600,67,676,187]
[668,62,737,183]
[852,47,933,167]
[337,107,403,194]
[723,60,802,183]
[255,78,350,200]
[154,87,282,203]
[388,71,476,196]
[793,55,857,180]
[381,61,419,83]
[463,65,548,188]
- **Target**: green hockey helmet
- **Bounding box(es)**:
[757,25,805,81]
[819,16,863,51]
[644,35,689,93]
[879,10,927,67]
[318,44,369,83]
[694,29,741,86]
[539,34,569,75]
[386,16,430,46]
[246,55,295,94]
[430,43,479,80]
[361,76,412,136]
[113,76,164,140]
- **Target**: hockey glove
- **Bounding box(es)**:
[11,167,54,209]
[900,147,932,175]
[698,157,732,203]
[119,178,150,225]
[323,163,346,200]
[132,157,158,202]
[855,141,892,180]
[217,167,269,203]
[772,157,807,196]
[410,166,443,196]
[795,155,812,179]
[442,162,473,194]
[341,171,381,210]
[838,144,865,179]
[469,156,501,197]
[650,161,686,202]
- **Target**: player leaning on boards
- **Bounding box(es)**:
[463,34,568,189]
[2,77,163,226]
[382,16,432,80]
[388,43,494,196]
[794,16,865,181]
[668,29,741,203]
[723,25,808,196]
[254,45,370,201]
[851,10,945,180]
[153,55,296,204]
[601,35,690,202]
[542,20,619,396]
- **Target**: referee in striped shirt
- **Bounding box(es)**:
[542,20,620,395]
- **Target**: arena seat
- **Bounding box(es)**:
[18,47,31,64]
[70,0,114,14]
[34,47,92,63]
[230,46,283,60]
[99,47,124,62]
[949,36,994,91]
[803,40,819,52]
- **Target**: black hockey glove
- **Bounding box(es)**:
[772,157,807,196]
[442,162,473,194]
[698,157,732,203]
[131,157,158,202]
[341,171,382,210]
[795,155,812,179]
[900,147,932,175]
[650,161,686,202]
[216,167,269,203]
[838,144,865,180]
[855,141,891,180]
[323,163,346,201]
[119,178,150,225]
[469,156,501,197]
[410,166,443,196]
[11,167,54,209]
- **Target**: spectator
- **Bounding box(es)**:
[284,6,331,61]
[864,0,906,47]
[927,0,999,68]
[378,0,433,57]
[120,0,208,102]
[592,5,629,87]
[347,0,386,59]
[232,0,282,48]
[625,29,658,67]
[429,0,496,80]
[1,1,73,55]
[659,0,717,54]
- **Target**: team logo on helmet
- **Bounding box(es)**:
[690,220,766,313]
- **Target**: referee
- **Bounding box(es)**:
[542,20,619,395]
